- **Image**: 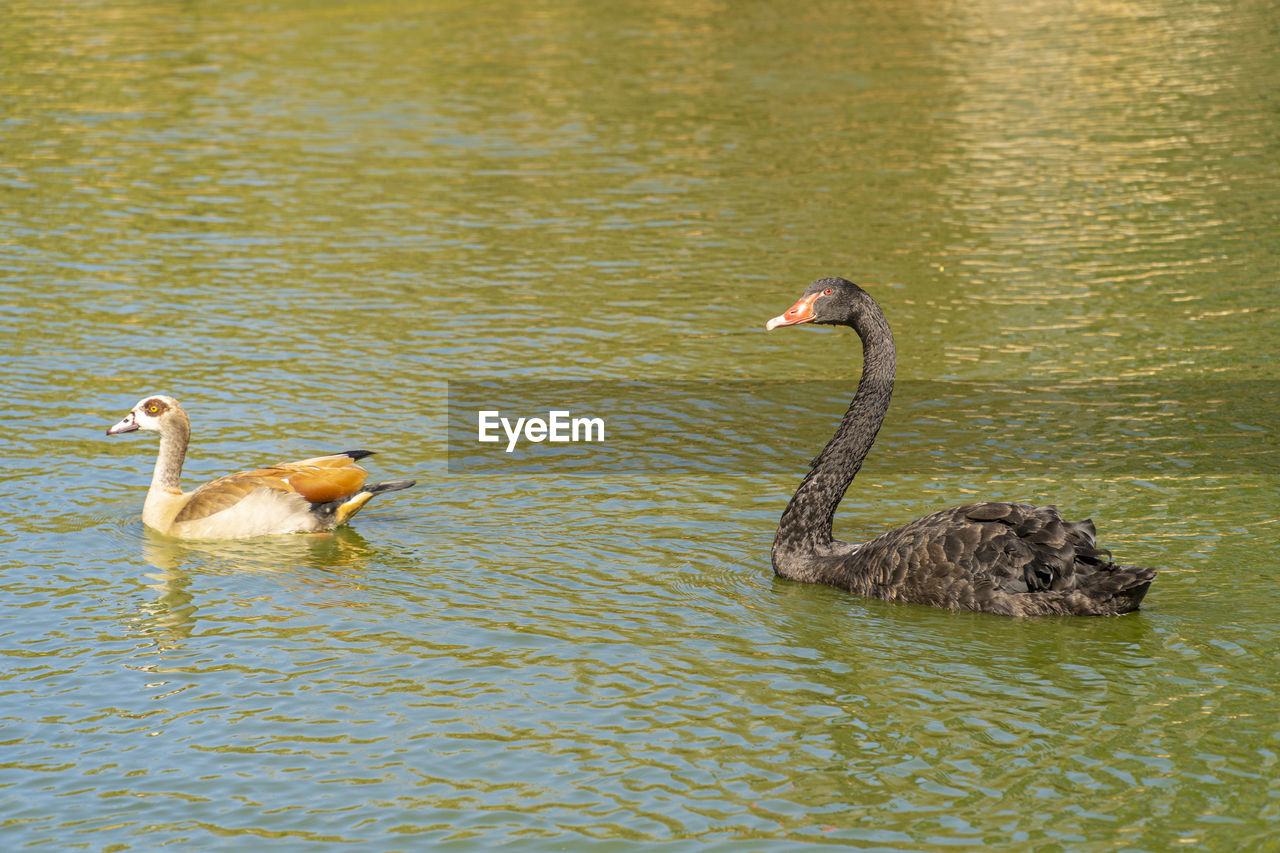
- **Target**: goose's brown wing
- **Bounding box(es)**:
[173,453,369,523]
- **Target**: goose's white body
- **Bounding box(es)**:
[140,461,347,539]
[108,395,414,540]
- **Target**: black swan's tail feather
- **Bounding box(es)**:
[1094,563,1157,614]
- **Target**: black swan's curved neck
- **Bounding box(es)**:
[773,295,895,556]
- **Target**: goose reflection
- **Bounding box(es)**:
[133,526,384,651]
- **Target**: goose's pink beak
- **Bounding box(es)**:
[766,291,823,330]
[107,414,139,435]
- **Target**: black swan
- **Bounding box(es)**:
[765,278,1156,616]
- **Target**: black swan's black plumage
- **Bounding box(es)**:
[766,277,1156,617]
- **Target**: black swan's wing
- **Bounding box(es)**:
[849,502,1156,615]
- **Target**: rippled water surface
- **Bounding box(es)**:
[3,0,1278,849]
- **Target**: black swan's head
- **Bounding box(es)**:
[765,277,870,330]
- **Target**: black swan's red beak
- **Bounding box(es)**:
[766,291,823,330]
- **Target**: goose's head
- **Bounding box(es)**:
[107,395,186,436]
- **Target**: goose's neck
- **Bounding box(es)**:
[150,416,190,495]
[774,302,895,557]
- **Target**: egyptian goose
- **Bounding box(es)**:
[107,395,415,539]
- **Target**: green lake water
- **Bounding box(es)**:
[2,0,1278,849]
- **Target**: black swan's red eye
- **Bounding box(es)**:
[823,288,833,295]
